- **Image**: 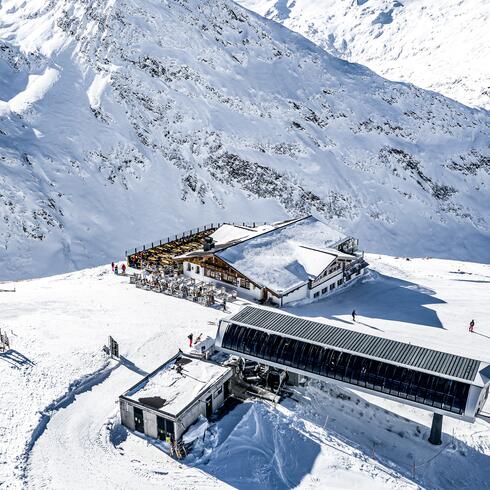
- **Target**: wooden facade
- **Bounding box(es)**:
[183,255,262,294]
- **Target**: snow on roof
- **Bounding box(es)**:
[210,224,265,247]
[174,223,275,259]
[217,216,349,294]
[126,355,232,417]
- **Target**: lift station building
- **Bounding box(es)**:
[120,353,233,443]
[216,306,490,444]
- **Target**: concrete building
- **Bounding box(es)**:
[174,215,367,306]
[119,353,233,443]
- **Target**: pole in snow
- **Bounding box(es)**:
[429,413,443,445]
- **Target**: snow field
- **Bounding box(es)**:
[0,254,489,488]
[239,0,490,110]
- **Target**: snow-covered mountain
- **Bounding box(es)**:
[1,0,489,280]
[239,0,490,110]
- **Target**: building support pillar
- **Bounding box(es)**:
[428,413,443,445]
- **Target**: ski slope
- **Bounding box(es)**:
[1,255,490,488]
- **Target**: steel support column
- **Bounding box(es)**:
[429,413,443,445]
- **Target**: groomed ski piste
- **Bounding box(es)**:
[1,255,490,489]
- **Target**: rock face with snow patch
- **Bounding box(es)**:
[0,0,489,279]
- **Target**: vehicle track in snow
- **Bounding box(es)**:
[23,344,226,489]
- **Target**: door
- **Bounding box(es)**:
[157,416,175,443]
[133,407,145,433]
[224,380,231,399]
[157,416,166,441]
[205,395,213,418]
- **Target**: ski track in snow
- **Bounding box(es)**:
[18,360,116,483]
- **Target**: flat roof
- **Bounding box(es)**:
[124,354,232,417]
[216,216,349,294]
[226,306,481,383]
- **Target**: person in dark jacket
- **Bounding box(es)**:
[111,261,115,272]
[469,319,475,332]
[352,310,356,322]
[188,333,193,347]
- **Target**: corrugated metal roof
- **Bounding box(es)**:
[228,306,480,382]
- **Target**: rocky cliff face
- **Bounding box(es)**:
[0,0,489,279]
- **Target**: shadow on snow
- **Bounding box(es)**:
[289,271,445,329]
[187,402,322,490]
[0,349,36,369]
[284,382,490,489]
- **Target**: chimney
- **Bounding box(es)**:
[203,236,215,252]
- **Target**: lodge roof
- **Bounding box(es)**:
[216,216,351,294]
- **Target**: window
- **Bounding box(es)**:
[330,283,335,291]
[322,287,328,294]
[206,269,221,281]
[337,279,344,286]
[240,278,250,289]
[196,265,200,274]
[221,324,471,415]
[214,386,223,398]
[187,262,191,272]
[314,292,320,298]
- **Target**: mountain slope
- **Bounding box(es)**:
[238,0,490,109]
[0,0,489,280]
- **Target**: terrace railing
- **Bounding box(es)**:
[125,221,268,257]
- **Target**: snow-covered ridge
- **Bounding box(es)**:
[0,0,489,280]
[239,0,490,110]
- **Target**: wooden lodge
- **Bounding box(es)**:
[126,216,367,306]
[173,216,368,306]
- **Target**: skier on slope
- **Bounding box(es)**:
[188,333,193,347]
[352,309,356,322]
[469,319,475,333]
[121,263,126,274]
[111,261,115,272]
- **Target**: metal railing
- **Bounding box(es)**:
[125,221,268,257]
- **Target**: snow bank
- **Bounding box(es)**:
[182,415,209,444]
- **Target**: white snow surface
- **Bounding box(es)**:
[217,215,348,292]
[239,0,490,110]
[182,416,209,445]
[0,0,490,280]
[126,356,231,417]
[1,255,490,489]
[210,223,266,247]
